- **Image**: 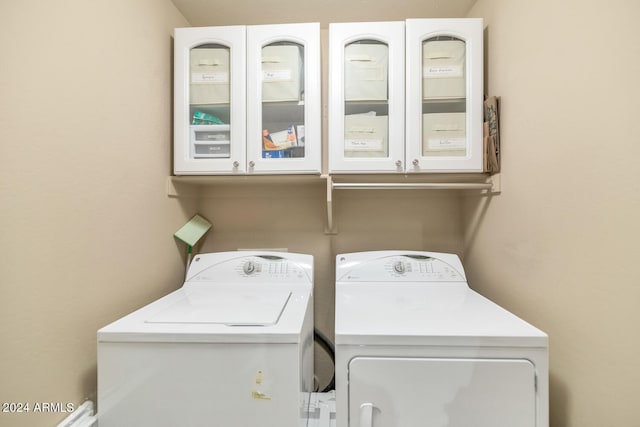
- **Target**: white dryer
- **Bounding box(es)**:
[334,251,548,427]
[97,251,314,427]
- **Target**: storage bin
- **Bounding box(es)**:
[344,113,388,157]
[190,48,231,104]
[190,124,231,158]
[422,39,465,100]
[422,113,466,156]
[344,43,388,101]
[261,45,302,102]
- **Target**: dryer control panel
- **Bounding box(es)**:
[336,251,466,282]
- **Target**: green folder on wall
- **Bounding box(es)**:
[174,214,212,248]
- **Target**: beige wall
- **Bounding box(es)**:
[464,1,640,426]
[0,1,190,426]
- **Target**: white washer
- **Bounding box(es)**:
[335,251,548,427]
[97,251,314,427]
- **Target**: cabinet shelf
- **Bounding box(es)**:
[261,102,305,124]
[344,102,389,116]
[422,98,466,114]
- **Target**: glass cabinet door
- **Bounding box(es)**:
[174,26,246,175]
[246,23,321,174]
[329,22,405,173]
[406,18,483,172]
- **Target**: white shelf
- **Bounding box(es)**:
[168,173,500,234]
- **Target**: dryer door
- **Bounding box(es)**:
[348,357,536,427]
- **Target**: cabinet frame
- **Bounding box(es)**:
[328,22,406,174]
[174,26,247,175]
[329,19,484,174]
[246,23,322,174]
[174,24,320,176]
[406,18,484,173]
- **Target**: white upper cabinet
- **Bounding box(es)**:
[329,22,405,173]
[174,20,483,176]
[247,23,321,174]
[174,23,321,175]
[174,26,246,175]
[329,18,484,174]
[406,18,484,173]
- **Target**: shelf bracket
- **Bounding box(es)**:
[166,176,203,198]
[487,172,501,194]
[325,175,337,235]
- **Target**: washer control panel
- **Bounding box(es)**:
[239,258,293,277]
[187,253,312,284]
[336,252,466,282]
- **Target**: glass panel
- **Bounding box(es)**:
[422,36,467,157]
[260,42,305,160]
[189,43,231,159]
[343,40,389,158]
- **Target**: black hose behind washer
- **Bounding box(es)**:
[313,328,336,392]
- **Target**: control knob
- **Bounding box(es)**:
[243,261,256,275]
[393,261,406,274]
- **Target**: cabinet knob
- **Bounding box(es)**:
[412,159,419,167]
[232,161,239,168]
[249,161,255,168]
[395,160,402,167]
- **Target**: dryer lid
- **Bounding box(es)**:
[145,287,291,326]
[335,284,548,347]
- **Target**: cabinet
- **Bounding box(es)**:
[406,18,483,172]
[174,23,321,175]
[329,19,483,174]
[247,23,321,174]
[328,22,405,173]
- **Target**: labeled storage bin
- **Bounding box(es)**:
[190,125,231,158]
[190,47,231,104]
[261,44,302,102]
[422,39,465,100]
[344,113,389,157]
[422,113,466,156]
[344,43,389,101]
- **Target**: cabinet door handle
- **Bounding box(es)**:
[360,403,374,427]
[249,160,255,168]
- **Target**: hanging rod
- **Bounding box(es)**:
[331,182,493,191]
[325,174,500,234]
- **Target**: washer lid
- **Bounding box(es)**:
[97,284,312,343]
[146,288,291,326]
